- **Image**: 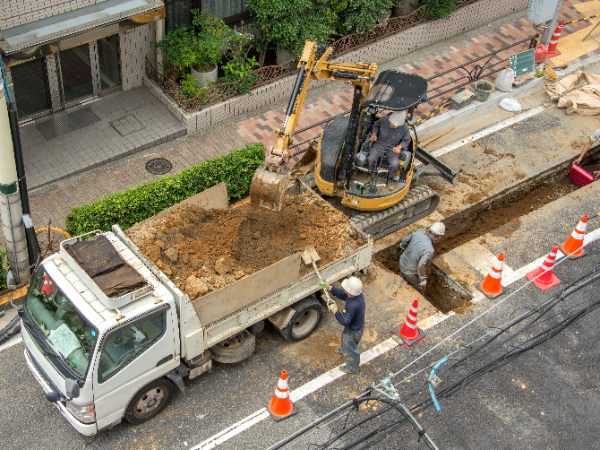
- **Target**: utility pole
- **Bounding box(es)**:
[0,76,30,284]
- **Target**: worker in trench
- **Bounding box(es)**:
[320,277,365,374]
[398,222,446,292]
[573,129,600,180]
[367,110,411,183]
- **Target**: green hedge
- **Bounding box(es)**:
[0,248,8,290]
[65,143,266,236]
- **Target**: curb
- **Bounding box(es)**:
[417,52,600,137]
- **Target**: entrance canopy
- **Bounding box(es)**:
[0,0,164,64]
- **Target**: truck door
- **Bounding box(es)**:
[92,304,178,430]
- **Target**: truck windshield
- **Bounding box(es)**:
[24,268,97,379]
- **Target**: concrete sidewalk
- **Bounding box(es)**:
[4,0,599,238]
[19,86,186,190]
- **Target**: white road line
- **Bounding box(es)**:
[430,105,546,158]
[191,409,270,450]
[190,227,600,449]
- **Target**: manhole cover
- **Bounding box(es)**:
[145,158,172,175]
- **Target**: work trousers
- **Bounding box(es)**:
[400,270,424,293]
[367,143,400,178]
[341,327,364,373]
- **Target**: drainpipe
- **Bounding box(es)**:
[0,78,30,284]
[156,17,164,74]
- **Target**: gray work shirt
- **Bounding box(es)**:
[372,115,411,151]
[399,228,434,281]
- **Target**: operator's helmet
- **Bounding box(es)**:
[341,277,363,296]
[389,110,407,127]
[428,222,446,237]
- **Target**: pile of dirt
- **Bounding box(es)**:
[127,192,360,300]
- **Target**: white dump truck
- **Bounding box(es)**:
[15,182,372,435]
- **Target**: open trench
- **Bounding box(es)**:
[374,160,599,313]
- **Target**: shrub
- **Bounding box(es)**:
[0,248,8,290]
[180,73,206,99]
[332,0,395,35]
[419,0,456,20]
[65,143,266,236]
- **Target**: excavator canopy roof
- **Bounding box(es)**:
[361,71,428,111]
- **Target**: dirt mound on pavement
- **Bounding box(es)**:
[127,192,359,299]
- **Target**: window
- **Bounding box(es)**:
[24,267,97,379]
[99,310,166,382]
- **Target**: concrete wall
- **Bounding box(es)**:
[120,22,157,91]
[0,0,109,31]
[146,0,530,134]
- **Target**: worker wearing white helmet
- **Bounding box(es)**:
[398,222,445,291]
[320,276,365,374]
[367,110,411,183]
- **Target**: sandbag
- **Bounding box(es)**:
[494,68,515,92]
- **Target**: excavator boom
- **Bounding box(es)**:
[250,41,376,211]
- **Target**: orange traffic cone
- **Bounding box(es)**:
[547,20,565,57]
[390,300,426,348]
[526,246,561,291]
[561,215,587,259]
[478,253,505,299]
[268,370,296,421]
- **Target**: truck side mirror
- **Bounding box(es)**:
[6,271,16,291]
[46,391,62,403]
[65,379,80,399]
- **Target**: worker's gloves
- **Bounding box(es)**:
[420,279,427,287]
[319,282,328,290]
[328,303,338,314]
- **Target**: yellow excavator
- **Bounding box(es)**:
[250,41,456,239]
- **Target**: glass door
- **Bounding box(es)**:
[10,58,52,119]
[97,35,121,92]
[57,44,94,105]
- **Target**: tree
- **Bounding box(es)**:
[247,0,337,65]
[330,0,394,36]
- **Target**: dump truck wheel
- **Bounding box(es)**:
[210,330,256,364]
[280,296,324,342]
[125,378,173,424]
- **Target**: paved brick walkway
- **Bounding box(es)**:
[9,0,599,239]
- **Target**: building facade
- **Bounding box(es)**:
[0,0,165,120]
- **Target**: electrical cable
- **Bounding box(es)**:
[0,59,12,103]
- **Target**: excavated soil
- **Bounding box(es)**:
[127,192,360,299]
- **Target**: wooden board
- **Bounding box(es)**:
[192,252,302,326]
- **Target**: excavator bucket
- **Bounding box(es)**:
[250,165,291,211]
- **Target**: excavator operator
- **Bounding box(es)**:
[367,110,411,182]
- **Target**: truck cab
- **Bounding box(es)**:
[21,231,180,435]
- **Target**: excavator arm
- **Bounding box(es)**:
[265,41,377,167]
[250,41,377,211]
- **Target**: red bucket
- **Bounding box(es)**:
[570,164,594,187]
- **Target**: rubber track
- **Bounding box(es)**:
[351,185,440,240]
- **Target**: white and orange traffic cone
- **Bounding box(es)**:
[478,253,505,299]
[561,215,587,259]
[526,246,561,291]
[391,300,426,348]
[268,370,296,421]
[547,20,565,58]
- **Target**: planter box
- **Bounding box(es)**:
[147,0,529,135]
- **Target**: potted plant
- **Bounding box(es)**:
[190,10,230,88]
[153,27,199,78]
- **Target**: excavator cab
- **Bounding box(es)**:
[315,70,429,211]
